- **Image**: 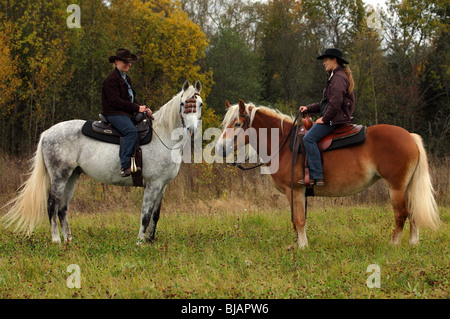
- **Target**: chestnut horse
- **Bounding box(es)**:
[216,100,441,248]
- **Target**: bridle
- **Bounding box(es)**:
[180,92,202,128]
[151,92,202,151]
[232,112,251,143]
[226,108,303,171]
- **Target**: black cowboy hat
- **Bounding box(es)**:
[316,48,349,64]
[108,48,138,64]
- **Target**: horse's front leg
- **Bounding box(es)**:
[145,186,167,243]
[136,184,164,245]
[286,187,308,249]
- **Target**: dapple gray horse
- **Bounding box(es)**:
[3,80,202,244]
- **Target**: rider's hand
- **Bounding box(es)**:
[299,106,308,113]
[145,107,154,120]
[138,105,147,112]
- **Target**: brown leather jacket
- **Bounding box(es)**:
[305,66,354,125]
[101,68,140,117]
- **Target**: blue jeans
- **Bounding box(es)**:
[303,123,337,180]
[106,115,138,170]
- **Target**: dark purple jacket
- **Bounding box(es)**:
[101,68,140,117]
[305,66,354,125]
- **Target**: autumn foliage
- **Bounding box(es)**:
[0,0,215,154]
[0,0,448,156]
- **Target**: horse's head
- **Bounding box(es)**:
[215,99,253,158]
[180,80,202,137]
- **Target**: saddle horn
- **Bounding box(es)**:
[302,113,313,131]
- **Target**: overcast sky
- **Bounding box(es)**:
[249,0,388,8]
[363,0,387,9]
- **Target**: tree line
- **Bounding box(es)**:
[0,0,448,156]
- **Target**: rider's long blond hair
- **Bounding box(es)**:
[342,65,354,94]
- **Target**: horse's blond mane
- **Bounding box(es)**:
[222,102,294,130]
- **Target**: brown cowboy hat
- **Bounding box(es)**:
[316,48,349,64]
[108,48,138,64]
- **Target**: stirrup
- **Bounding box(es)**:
[130,157,142,173]
[297,179,314,186]
[315,179,325,186]
[131,157,137,173]
[297,179,325,186]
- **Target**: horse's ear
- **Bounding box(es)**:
[238,99,246,113]
[225,100,231,109]
[195,80,202,93]
[182,80,190,92]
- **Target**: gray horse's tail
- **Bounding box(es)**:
[2,137,50,235]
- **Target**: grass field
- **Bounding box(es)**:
[0,205,448,299]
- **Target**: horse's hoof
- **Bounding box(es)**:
[286,244,296,251]
[136,238,145,246]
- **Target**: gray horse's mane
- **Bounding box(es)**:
[152,85,197,135]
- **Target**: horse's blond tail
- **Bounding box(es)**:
[2,138,50,235]
[407,133,441,230]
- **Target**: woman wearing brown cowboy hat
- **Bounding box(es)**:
[298,48,355,186]
[101,48,152,177]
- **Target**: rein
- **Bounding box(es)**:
[151,126,187,151]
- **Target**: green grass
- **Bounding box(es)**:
[0,206,448,299]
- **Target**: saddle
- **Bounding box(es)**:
[89,112,152,144]
[81,112,153,187]
[289,114,366,189]
[289,118,366,154]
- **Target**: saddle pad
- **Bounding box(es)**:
[81,120,153,145]
[289,125,366,153]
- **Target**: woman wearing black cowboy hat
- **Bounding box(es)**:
[101,48,152,177]
[298,48,355,186]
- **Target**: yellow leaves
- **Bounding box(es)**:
[125,0,212,108]
[0,31,22,115]
[104,0,216,125]
[0,0,215,147]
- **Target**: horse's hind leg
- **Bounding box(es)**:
[389,188,409,245]
[47,169,77,243]
[409,219,419,246]
[48,187,64,243]
[58,170,81,242]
